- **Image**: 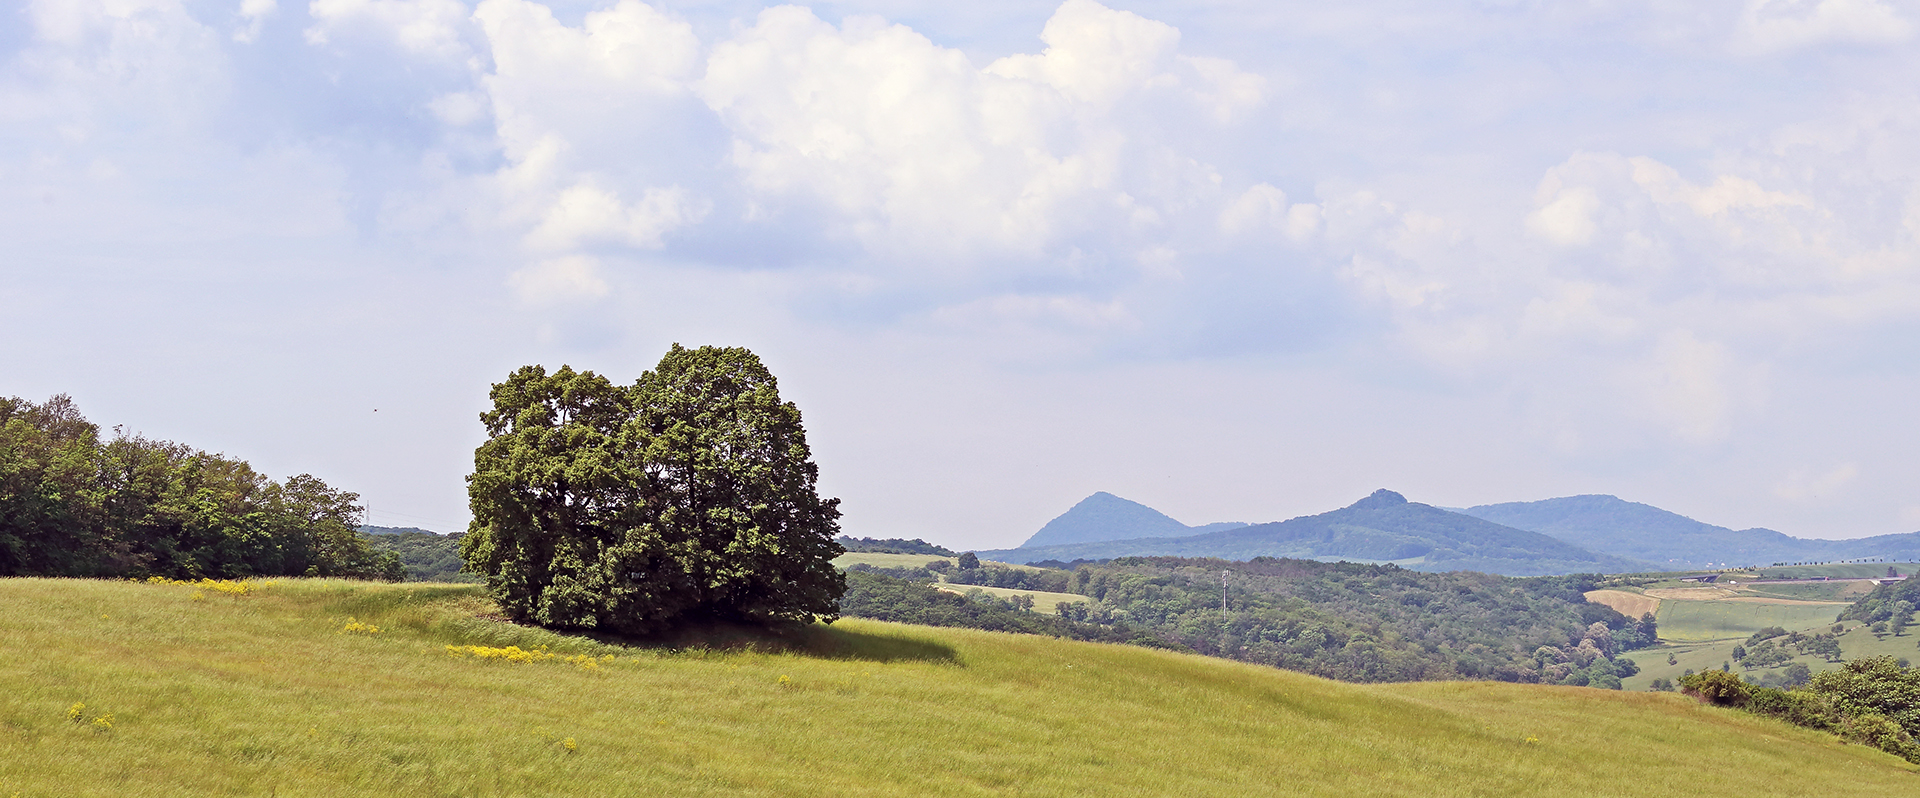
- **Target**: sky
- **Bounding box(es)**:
[5,0,1920,548]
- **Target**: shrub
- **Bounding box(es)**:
[1680,670,1752,706]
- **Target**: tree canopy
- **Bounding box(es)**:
[0,394,399,580]
[463,345,845,635]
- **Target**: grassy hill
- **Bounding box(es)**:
[983,490,1643,576]
[5,578,1916,796]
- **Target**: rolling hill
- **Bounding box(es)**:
[1017,491,1246,548]
[981,490,1645,576]
[4,577,1913,796]
[1459,495,1920,568]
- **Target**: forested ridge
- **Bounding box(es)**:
[844,555,1655,685]
[0,395,399,580]
[361,528,476,583]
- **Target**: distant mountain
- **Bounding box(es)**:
[982,490,1644,577]
[1018,492,1246,548]
[1457,495,1920,568]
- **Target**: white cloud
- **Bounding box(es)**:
[234,0,278,43]
[1218,183,1287,235]
[1527,183,1600,246]
[984,0,1182,107]
[507,255,610,304]
[695,1,1261,264]
[12,0,1920,542]
[525,182,707,251]
[305,0,474,58]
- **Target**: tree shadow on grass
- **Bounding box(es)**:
[583,619,962,665]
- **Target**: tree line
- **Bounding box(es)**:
[0,395,400,580]
[840,554,1656,685]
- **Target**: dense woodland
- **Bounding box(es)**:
[0,395,400,580]
[362,527,476,583]
[845,555,1654,685]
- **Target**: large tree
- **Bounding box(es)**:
[463,345,845,635]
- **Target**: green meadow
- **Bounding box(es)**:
[930,583,1089,613]
[1750,563,1920,580]
[1623,617,1920,690]
[5,577,1917,797]
[830,552,957,570]
[1654,599,1847,642]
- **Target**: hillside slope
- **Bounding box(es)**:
[986,490,1644,576]
[1018,491,1245,548]
[2,578,1911,797]
[1461,495,1920,567]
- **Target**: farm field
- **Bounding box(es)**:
[831,552,956,570]
[1741,582,1876,602]
[833,553,1080,613]
[1621,621,1920,691]
[1653,600,1847,642]
[1750,563,1920,580]
[4,578,1916,797]
[1581,590,1658,618]
[830,553,1046,572]
[931,583,1089,612]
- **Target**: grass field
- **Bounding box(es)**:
[1653,599,1845,642]
[1751,563,1920,580]
[1621,622,1920,690]
[830,553,1046,572]
[1741,582,1876,602]
[831,552,956,570]
[3,578,1917,797]
[1601,572,1914,689]
[932,583,1089,613]
[1582,589,1659,618]
[832,553,1084,614]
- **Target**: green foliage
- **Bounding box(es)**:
[1840,578,1920,625]
[463,346,845,636]
[1809,656,1920,741]
[1683,655,1920,764]
[1680,670,1752,706]
[1027,557,1654,684]
[0,394,398,580]
[946,563,1073,592]
[838,571,1121,642]
[844,562,936,582]
[834,536,956,556]
[362,530,477,583]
